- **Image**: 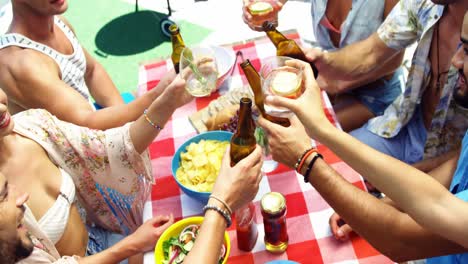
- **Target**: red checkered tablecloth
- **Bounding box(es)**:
[140,32,393,264]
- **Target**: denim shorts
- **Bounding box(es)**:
[350,106,427,164]
[347,67,404,116]
[86,224,128,264]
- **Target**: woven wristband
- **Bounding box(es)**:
[297,148,318,173]
[203,204,232,228]
[304,152,323,183]
[294,147,314,171]
[143,109,164,131]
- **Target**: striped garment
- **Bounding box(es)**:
[0,16,92,102]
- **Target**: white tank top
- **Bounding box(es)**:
[0,17,92,102]
[38,168,76,244]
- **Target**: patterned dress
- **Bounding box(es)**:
[14,109,153,263]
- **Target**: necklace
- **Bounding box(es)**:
[435,21,449,94]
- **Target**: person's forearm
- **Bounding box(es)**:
[306,158,466,261]
[331,51,404,94]
[129,90,176,153]
[76,86,162,130]
[184,209,226,263]
[77,235,139,264]
[318,34,398,80]
[412,148,460,173]
[312,122,468,247]
[307,159,415,260]
[86,63,124,107]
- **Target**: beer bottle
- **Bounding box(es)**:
[263,21,319,77]
[230,97,257,166]
[230,97,259,252]
[169,24,186,74]
[240,59,291,127]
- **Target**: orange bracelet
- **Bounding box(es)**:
[296,148,317,173]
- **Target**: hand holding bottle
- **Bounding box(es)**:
[211,146,263,212]
[257,115,311,169]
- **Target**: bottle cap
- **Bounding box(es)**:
[169,24,179,34]
[261,192,286,215]
[262,21,275,31]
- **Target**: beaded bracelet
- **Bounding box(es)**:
[294,147,314,171]
[303,152,323,183]
[209,195,233,215]
[143,109,164,131]
[203,204,232,228]
[297,148,318,173]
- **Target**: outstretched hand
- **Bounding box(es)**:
[329,212,354,242]
[162,74,193,109]
[241,0,284,31]
[212,146,263,212]
[258,115,312,169]
[129,214,174,252]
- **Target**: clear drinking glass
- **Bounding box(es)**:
[255,126,278,173]
[244,0,281,30]
[260,56,304,117]
[179,46,219,97]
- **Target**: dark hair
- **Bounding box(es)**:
[0,234,33,263]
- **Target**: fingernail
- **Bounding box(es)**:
[337,229,344,237]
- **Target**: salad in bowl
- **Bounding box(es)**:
[155,216,230,264]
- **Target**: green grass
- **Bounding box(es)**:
[64,0,211,93]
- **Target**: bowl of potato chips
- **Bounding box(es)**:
[172,131,233,203]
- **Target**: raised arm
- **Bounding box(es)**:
[315,50,404,95]
[307,0,420,80]
[3,50,175,130]
[83,48,124,107]
[57,16,123,107]
[306,33,400,80]
[184,146,263,263]
[263,59,468,248]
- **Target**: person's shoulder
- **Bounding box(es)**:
[56,15,76,34]
[0,47,58,82]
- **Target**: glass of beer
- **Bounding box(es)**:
[179,46,219,97]
[260,56,304,117]
[244,0,281,30]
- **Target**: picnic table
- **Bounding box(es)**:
[139,31,394,264]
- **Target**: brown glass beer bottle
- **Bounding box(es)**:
[230,97,257,166]
[169,24,186,74]
[263,21,319,77]
[240,59,291,127]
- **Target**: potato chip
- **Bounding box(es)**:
[176,139,229,192]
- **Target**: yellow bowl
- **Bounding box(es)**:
[154,216,231,264]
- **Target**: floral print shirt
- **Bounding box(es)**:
[368,0,468,158]
[14,109,153,263]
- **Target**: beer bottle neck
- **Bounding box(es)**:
[265,29,288,47]
[171,33,185,47]
[240,62,265,111]
[236,103,255,137]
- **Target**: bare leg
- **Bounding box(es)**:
[334,94,375,132]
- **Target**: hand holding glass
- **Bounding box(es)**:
[260,56,304,117]
[180,46,219,97]
[244,0,281,31]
